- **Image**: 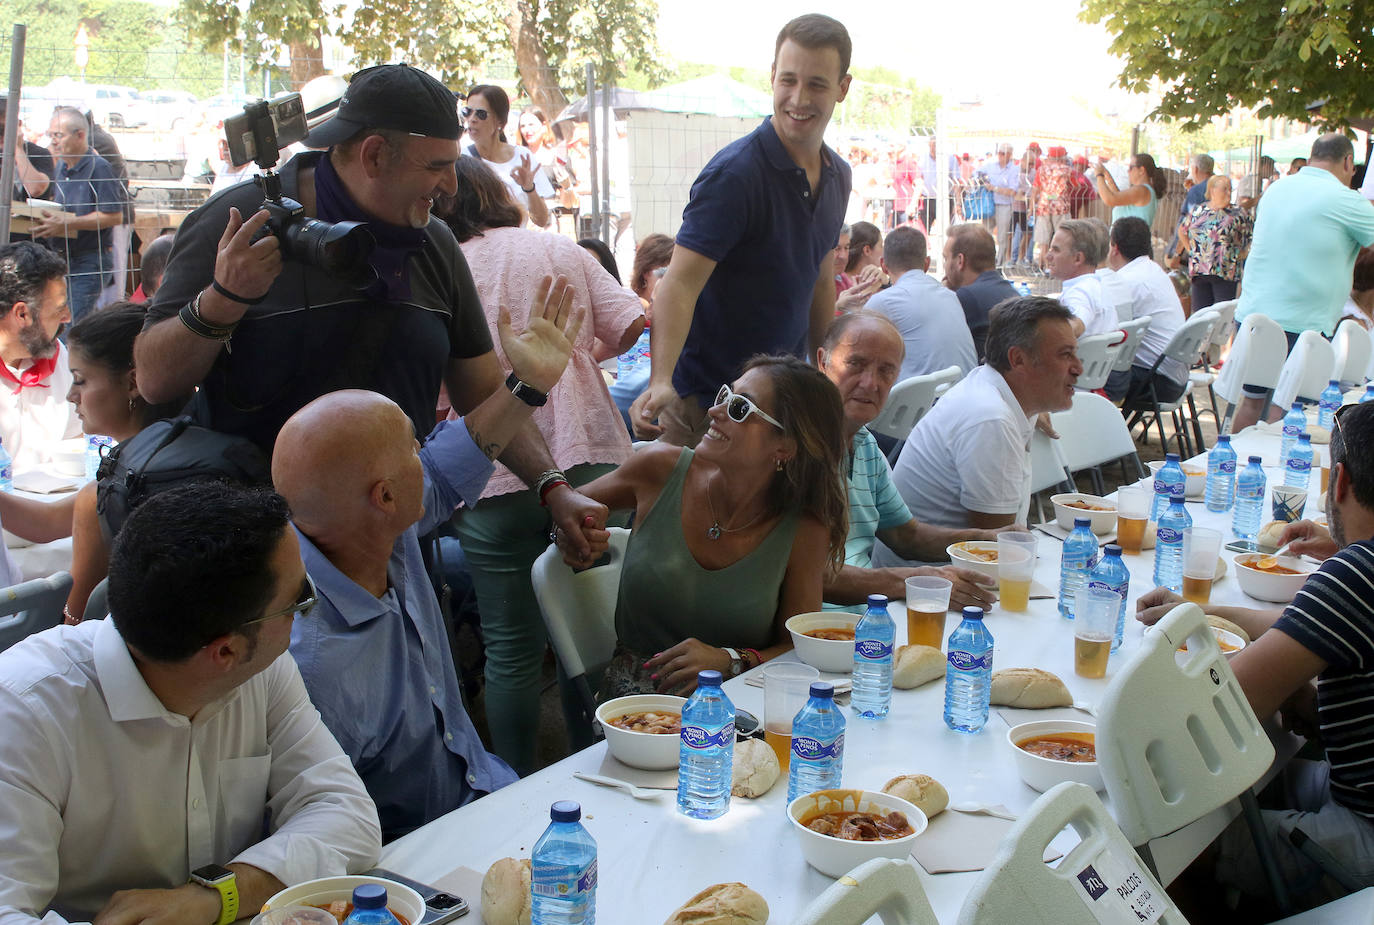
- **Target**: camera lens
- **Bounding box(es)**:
[284,219,375,286]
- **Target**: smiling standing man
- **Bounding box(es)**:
[630,13,853,445]
[134,63,605,557]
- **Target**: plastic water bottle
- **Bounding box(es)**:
[0,437,11,493]
[1319,379,1343,430]
[1362,385,1374,404]
[1153,496,1192,593]
[1286,432,1314,489]
[1015,281,1032,298]
[615,327,651,380]
[85,435,114,480]
[676,670,734,819]
[851,594,895,719]
[1205,434,1237,512]
[1150,453,1186,521]
[1279,402,1307,469]
[1232,456,1267,542]
[944,607,994,733]
[531,801,597,925]
[342,884,400,925]
[1058,517,1100,619]
[787,681,846,803]
[1087,544,1131,651]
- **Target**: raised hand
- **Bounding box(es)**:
[496,274,583,394]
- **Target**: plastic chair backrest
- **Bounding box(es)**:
[1109,317,1152,373]
[1029,429,1072,496]
[795,858,939,925]
[82,577,109,622]
[957,782,1188,925]
[867,365,964,443]
[530,528,630,680]
[1155,310,1217,374]
[1050,391,1138,473]
[1213,313,1287,405]
[1097,601,1275,846]
[1331,318,1372,389]
[1272,330,1336,410]
[1075,331,1126,392]
[0,571,74,653]
[1204,299,1239,352]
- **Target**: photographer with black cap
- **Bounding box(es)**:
[135,63,607,561]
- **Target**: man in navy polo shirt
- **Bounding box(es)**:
[30,107,124,324]
[630,13,853,446]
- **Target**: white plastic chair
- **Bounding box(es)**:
[794,858,938,925]
[957,782,1188,925]
[1331,318,1371,389]
[1109,316,1153,374]
[1121,311,1217,456]
[1213,313,1288,433]
[0,571,73,653]
[1049,391,1147,495]
[531,527,631,740]
[1270,888,1374,924]
[1272,330,1337,412]
[1185,301,1239,436]
[867,365,963,461]
[1097,602,1285,904]
[1074,330,1127,392]
[1029,429,1073,524]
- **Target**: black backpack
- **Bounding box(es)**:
[95,417,271,544]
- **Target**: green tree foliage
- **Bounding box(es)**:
[1080,0,1372,128]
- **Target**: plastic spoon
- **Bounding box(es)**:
[572,771,666,800]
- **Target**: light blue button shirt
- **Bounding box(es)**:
[826,427,913,613]
[979,159,1022,206]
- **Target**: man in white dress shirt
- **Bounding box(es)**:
[0,481,380,925]
[882,297,1082,531]
[1046,219,1115,338]
[1103,216,1187,406]
[864,226,976,380]
[0,242,80,469]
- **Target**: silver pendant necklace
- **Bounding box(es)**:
[704,477,767,540]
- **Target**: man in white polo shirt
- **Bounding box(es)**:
[880,297,1082,531]
[1046,219,1115,337]
[1103,216,1187,406]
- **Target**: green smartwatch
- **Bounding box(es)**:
[189,864,238,925]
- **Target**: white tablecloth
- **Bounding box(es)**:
[377,426,1302,922]
[4,465,87,582]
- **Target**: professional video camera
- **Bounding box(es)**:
[223,93,375,287]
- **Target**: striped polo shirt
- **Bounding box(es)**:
[1274,540,1374,818]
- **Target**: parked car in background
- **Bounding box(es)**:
[140,90,197,132]
[86,84,150,128]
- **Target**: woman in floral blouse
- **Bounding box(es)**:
[1183,174,1254,311]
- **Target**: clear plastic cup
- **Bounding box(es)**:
[905,575,953,649]
[762,662,819,772]
[997,533,1037,612]
[1181,527,1222,605]
[1073,587,1119,679]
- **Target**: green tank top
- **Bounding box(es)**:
[1112,185,1158,227]
[614,447,801,656]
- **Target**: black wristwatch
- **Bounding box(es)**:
[506,372,548,407]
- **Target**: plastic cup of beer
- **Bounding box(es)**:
[762,662,819,772]
[905,575,953,650]
[1073,587,1119,679]
[1116,485,1149,553]
[1181,526,1222,605]
[997,533,1037,612]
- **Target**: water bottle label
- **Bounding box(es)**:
[1238,484,1264,499]
[947,649,992,671]
[0,463,10,481]
[532,857,597,899]
[1157,526,1183,544]
[1286,458,1311,474]
[854,639,892,661]
[792,733,845,762]
[1087,579,1127,597]
[1218,460,1235,474]
[1153,479,1168,495]
[680,722,734,750]
[1283,423,1302,437]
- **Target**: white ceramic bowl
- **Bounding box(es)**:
[1007,720,1104,793]
[788,788,928,878]
[946,541,1000,580]
[1233,553,1315,603]
[1147,459,1206,498]
[1178,625,1247,657]
[786,611,860,673]
[595,694,686,770]
[260,875,425,922]
[53,437,88,478]
[1050,493,1118,536]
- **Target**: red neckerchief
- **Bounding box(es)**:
[0,344,59,394]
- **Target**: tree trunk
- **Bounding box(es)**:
[505,0,569,118]
[288,27,326,90]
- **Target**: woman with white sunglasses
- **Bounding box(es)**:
[558,355,849,696]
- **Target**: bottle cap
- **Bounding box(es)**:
[1299,432,1310,441]
[962,606,985,621]
[1218,434,1230,442]
[697,669,723,687]
[1074,516,1091,528]
[1104,543,1122,555]
[551,800,582,822]
[352,883,388,910]
[1293,402,1303,410]
[809,681,835,699]
[1331,379,1341,386]
[867,593,889,608]
[1166,452,1180,462]
[1249,455,1263,464]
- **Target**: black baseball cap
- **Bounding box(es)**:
[305,63,461,147]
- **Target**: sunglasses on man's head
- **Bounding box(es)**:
[460,107,489,122]
[715,384,783,430]
[242,574,318,628]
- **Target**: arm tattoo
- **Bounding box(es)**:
[470,429,501,461]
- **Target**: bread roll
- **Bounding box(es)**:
[1207,614,1251,645]
[664,882,769,924]
[1258,520,1287,550]
[892,644,944,689]
[1308,425,1330,445]
[882,773,948,818]
[989,668,1072,708]
[731,737,780,798]
[481,857,531,925]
